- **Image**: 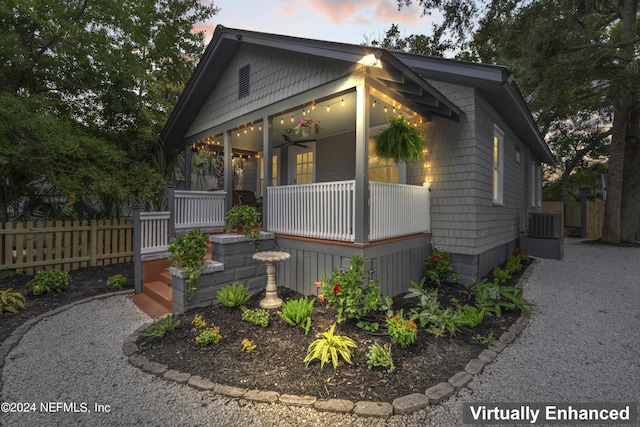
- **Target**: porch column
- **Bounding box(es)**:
[224,131,233,212]
[261,116,272,228]
[354,80,370,246]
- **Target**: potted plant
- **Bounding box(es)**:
[167,228,209,292]
[375,115,425,163]
[225,205,262,247]
[294,117,321,137]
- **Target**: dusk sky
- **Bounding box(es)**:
[197,0,442,45]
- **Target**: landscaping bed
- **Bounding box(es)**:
[136,260,531,403]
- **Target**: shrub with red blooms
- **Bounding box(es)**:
[424,248,459,285]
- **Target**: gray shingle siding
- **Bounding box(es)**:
[187,45,356,137]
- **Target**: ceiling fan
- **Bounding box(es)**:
[275,129,316,148]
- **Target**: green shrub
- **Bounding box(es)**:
[366,343,395,373]
[195,326,222,346]
[0,288,26,313]
[167,228,209,292]
[216,282,252,308]
[142,315,180,338]
[405,278,464,337]
[107,274,127,290]
[425,248,459,285]
[25,270,70,295]
[471,279,534,317]
[456,304,485,328]
[278,296,314,335]
[304,323,357,370]
[492,266,511,285]
[386,311,418,348]
[241,306,270,327]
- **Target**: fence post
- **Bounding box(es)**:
[580,189,589,238]
[133,206,143,294]
[168,186,176,239]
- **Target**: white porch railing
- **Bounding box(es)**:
[140,211,170,255]
[369,182,430,241]
[174,190,226,231]
[267,181,355,241]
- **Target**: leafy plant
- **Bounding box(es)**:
[425,248,459,285]
[191,313,207,329]
[241,306,270,327]
[471,279,534,317]
[241,338,257,352]
[25,270,70,295]
[0,288,26,314]
[375,115,424,163]
[278,296,314,335]
[225,205,262,246]
[456,304,485,328]
[405,278,464,337]
[107,274,127,290]
[167,228,209,292]
[356,320,380,333]
[492,266,511,285]
[195,326,222,346]
[320,256,388,324]
[473,331,495,346]
[366,343,396,373]
[304,323,357,370]
[386,311,418,348]
[142,315,180,338]
[216,282,252,308]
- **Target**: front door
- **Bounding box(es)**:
[288,143,315,185]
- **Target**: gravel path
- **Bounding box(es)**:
[1,239,639,426]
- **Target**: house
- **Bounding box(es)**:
[159,25,556,297]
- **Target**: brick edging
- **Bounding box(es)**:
[126,260,540,418]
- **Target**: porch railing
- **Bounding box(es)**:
[267,181,355,241]
[369,182,430,241]
[139,212,170,255]
[173,190,226,231]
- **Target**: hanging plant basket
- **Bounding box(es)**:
[375,116,425,163]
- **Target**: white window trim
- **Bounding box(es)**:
[531,161,542,208]
[493,125,504,205]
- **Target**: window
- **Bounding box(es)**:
[531,161,542,207]
[368,137,398,183]
[493,125,504,204]
[258,152,279,197]
[238,64,250,99]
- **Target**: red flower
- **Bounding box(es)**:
[435,254,441,261]
[429,257,435,263]
[318,294,325,303]
[517,263,523,270]
[332,284,340,294]
[315,281,322,289]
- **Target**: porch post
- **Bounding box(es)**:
[133,205,143,294]
[354,79,370,246]
[262,116,272,228]
[224,130,233,212]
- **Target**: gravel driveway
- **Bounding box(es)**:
[1,239,638,426]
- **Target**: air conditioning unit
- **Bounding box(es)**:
[529,213,561,239]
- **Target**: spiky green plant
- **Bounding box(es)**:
[304,323,357,370]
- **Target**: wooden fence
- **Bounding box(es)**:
[542,201,605,239]
[0,219,133,274]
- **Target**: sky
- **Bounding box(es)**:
[196,0,441,46]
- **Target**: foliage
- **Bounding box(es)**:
[386,311,418,348]
[0,288,26,314]
[225,205,262,249]
[216,282,252,308]
[0,0,219,222]
[491,267,511,285]
[241,339,257,353]
[278,297,314,335]
[107,274,127,290]
[294,118,321,136]
[355,320,380,333]
[405,278,464,337]
[142,315,180,338]
[375,116,425,163]
[304,323,358,370]
[320,256,388,324]
[195,326,222,346]
[471,279,534,317]
[25,270,70,295]
[456,304,485,328]
[473,331,495,346]
[425,248,459,285]
[366,343,396,373]
[191,314,207,329]
[241,306,270,328]
[167,228,209,292]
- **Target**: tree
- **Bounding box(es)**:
[395,0,640,242]
[0,0,219,221]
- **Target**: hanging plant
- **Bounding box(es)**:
[375,116,424,163]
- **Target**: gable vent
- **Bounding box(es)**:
[238,64,250,99]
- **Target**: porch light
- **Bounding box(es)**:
[358,53,382,68]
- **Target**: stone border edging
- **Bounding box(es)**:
[126,260,539,418]
[0,289,134,381]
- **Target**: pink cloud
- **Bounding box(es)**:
[286,0,423,25]
[373,1,422,25]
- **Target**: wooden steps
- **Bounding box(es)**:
[130,264,173,319]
